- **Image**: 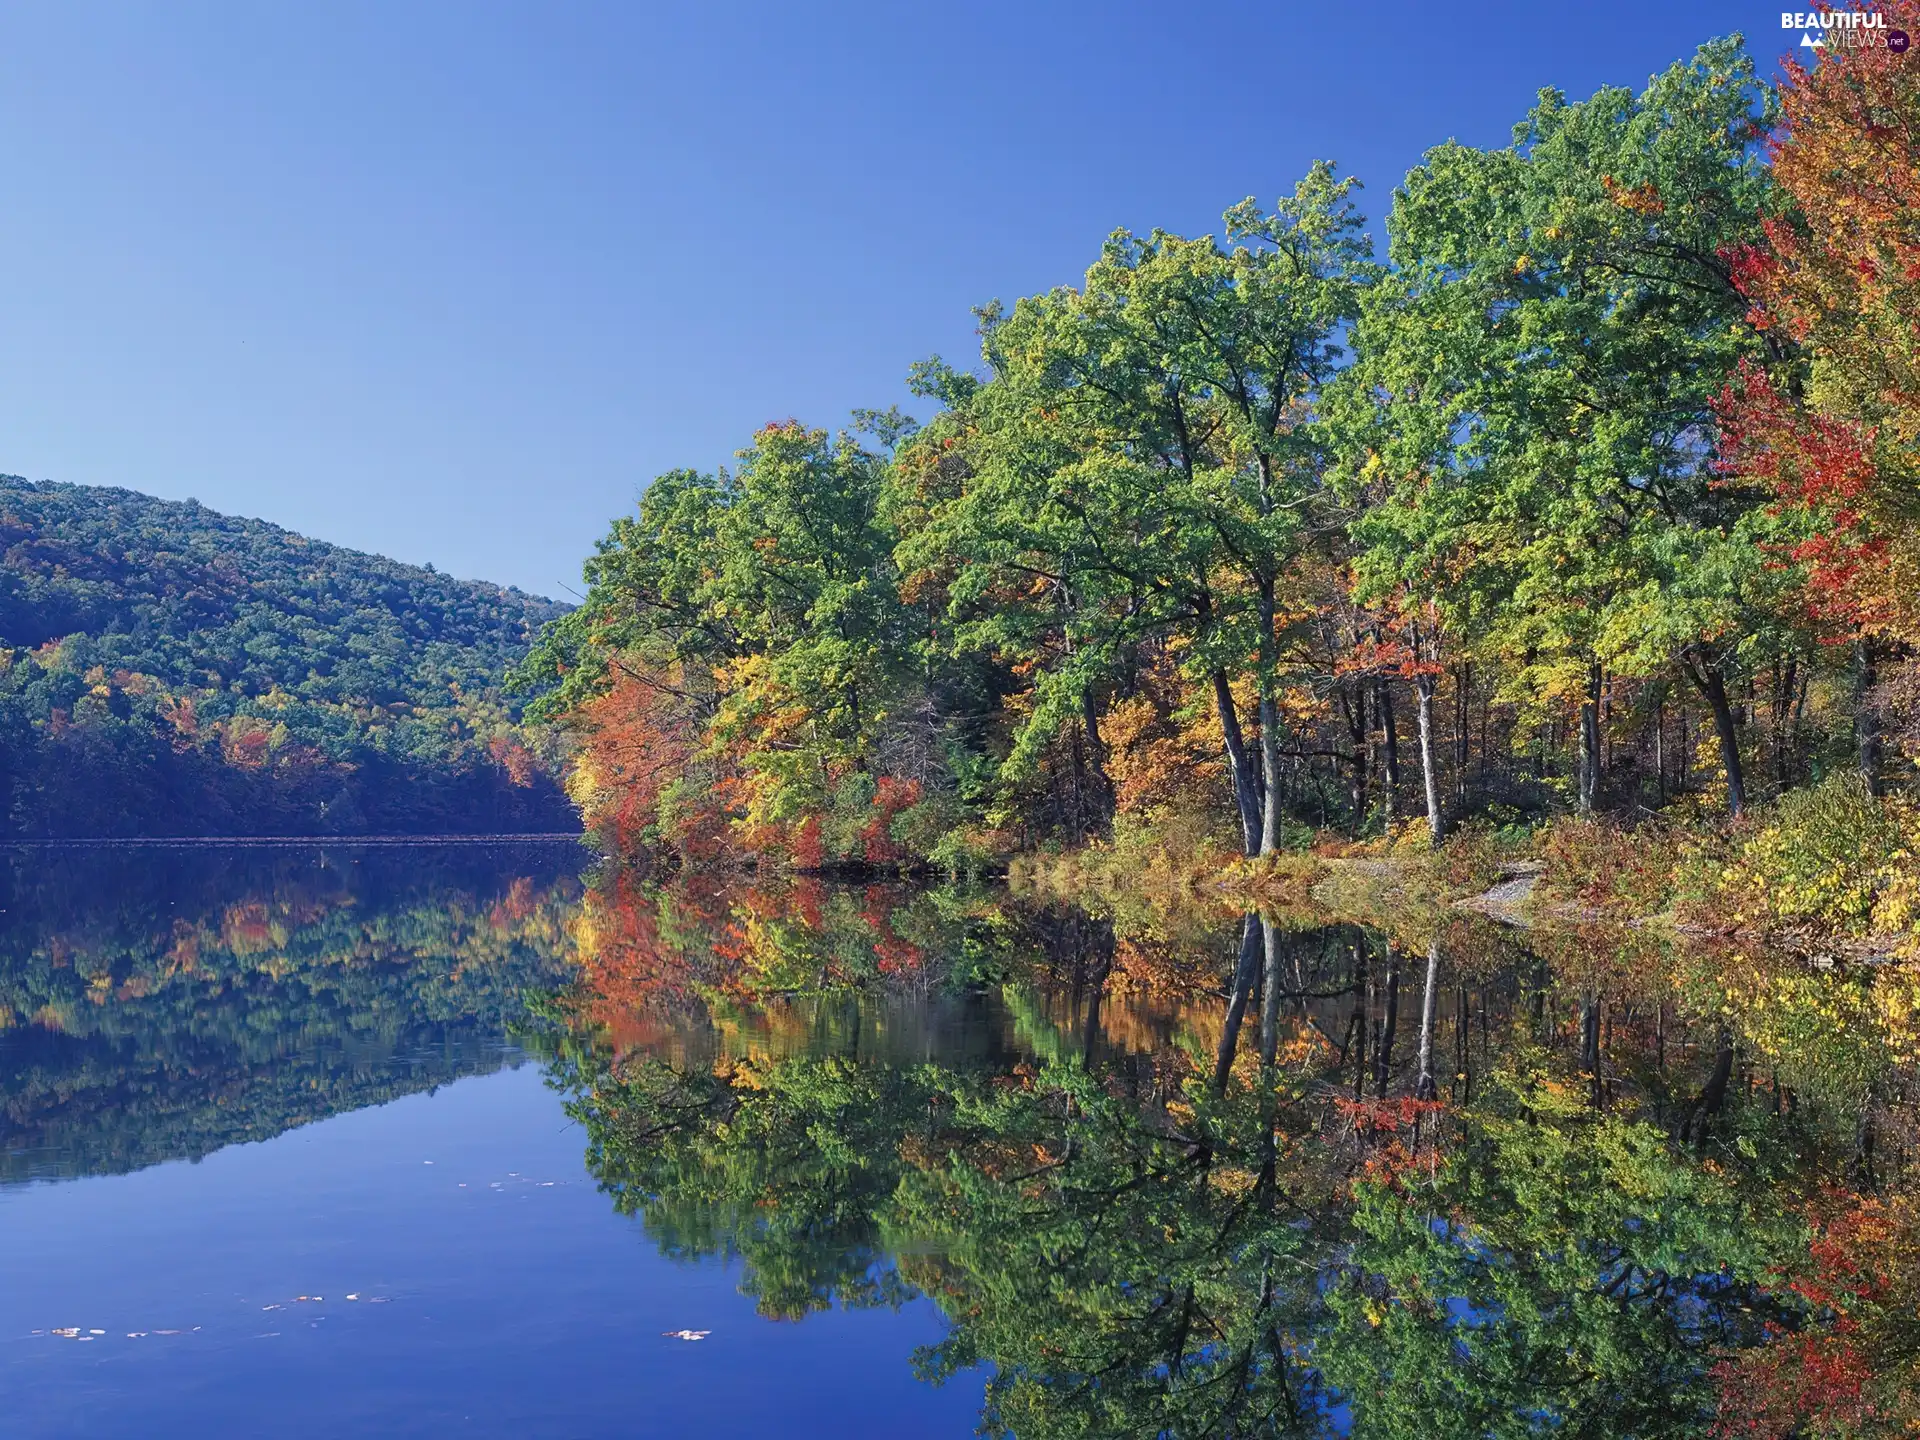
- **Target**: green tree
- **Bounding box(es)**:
[1340,41,1790,816]
[903,164,1377,853]
[1320,1073,1798,1437]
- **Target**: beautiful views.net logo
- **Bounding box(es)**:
[1783,9,1911,53]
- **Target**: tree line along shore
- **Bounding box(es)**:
[516,30,1920,952]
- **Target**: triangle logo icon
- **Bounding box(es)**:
[1800,31,1824,47]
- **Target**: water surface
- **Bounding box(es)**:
[1,847,1907,1436]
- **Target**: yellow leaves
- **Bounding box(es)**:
[1527,1074,1591,1119]
[1599,175,1665,215]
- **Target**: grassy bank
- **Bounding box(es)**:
[1013,775,1920,961]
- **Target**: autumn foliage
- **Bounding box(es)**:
[1717,7,1920,641]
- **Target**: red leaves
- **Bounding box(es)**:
[1713,360,1895,634]
[1706,2,1920,646]
[572,666,723,854]
[1711,1192,1908,1439]
[859,886,925,975]
[789,815,825,871]
[1723,240,1779,302]
[857,775,923,866]
[1334,1095,1448,1188]
[488,734,539,787]
[1334,629,1439,681]
[1335,1094,1446,1134]
[1711,1331,1877,1439]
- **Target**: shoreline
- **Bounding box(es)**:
[0,833,589,848]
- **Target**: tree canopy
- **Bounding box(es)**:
[0,478,575,835]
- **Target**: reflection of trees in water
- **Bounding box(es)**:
[553,872,1920,1436]
[559,868,1223,1073]
[0,844,584,1183]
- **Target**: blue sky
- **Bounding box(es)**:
[0,1,1785,599]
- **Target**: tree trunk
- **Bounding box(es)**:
[1580,992,1603,1110]
[1080,687,1113,835]
[1377,681,1401,828]
[1258,587,1283,855]
[1454,662,1471,807]
[1213,914,1264,1093]
[1578,662,1602,815]
[1414,939,1441,1101]
[1854,638,1883,797]
[1655,698,1666,806]
[1853,1100,1877,1188]
[1341,684,1368,832]
[1454,985,1472,1103]
[1415,671,1445,844]
[1346,945,1369,1101]
[1373,946,1400,1100]
[1681,1031,1736,1145]
[1258,687,1283,856]
[1213,670,1263,856]
[1478,686,1490,795]
[1259,919,1282,1070]
[1771,656,1798,795]
[1687,659,1747,817]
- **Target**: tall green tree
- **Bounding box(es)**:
[1340,40,1792,816]
[904,163,1378,853]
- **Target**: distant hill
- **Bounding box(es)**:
[0,478,579,835]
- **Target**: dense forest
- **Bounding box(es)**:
[521,32,1920,879]
[0,478,577,835]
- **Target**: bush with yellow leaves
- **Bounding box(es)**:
[1699,775,1920,953]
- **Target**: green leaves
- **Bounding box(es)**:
[1337,41,1796,804]
[1323,1072,1798,1437]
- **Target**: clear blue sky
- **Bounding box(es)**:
[0,1,1787,599]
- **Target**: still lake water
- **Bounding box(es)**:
[0,845,1903,1436]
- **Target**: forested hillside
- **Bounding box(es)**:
[521,32,1920,879]
[0,479,577,835]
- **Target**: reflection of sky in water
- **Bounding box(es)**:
[0,1065,984,1439]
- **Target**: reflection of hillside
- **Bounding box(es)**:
[0,844,584,1183]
